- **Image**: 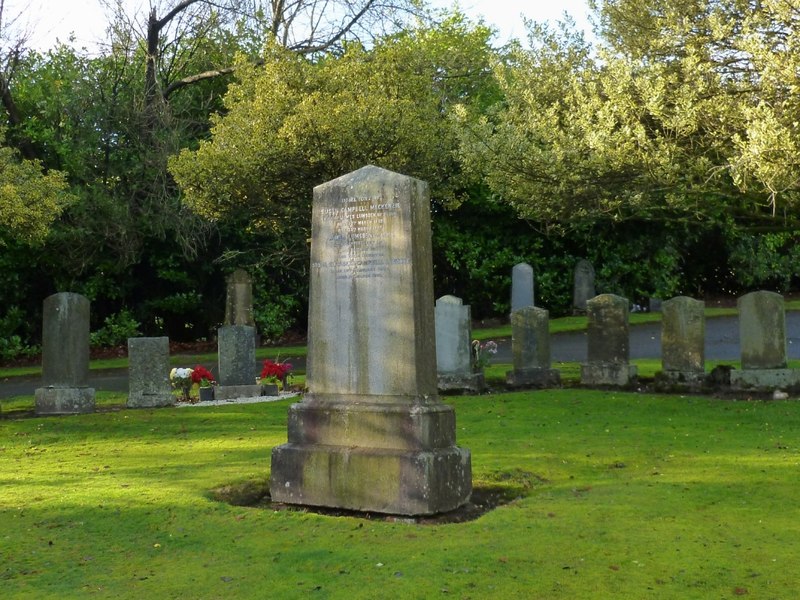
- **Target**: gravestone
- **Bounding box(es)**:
[224,269,255,327]
[660,296,705,384]
[572,259,595,313]
[506,306,560,388]
[580,294,637,386]
[435,295,483,392]
[215,325,261,399]
[731,291,800,390]
[127,336,174,408]
[34,292,96,415]
[270,165,472,515]
[511,262,534,313]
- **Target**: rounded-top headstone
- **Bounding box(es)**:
[511,262,534,313]
[572,259,596,311]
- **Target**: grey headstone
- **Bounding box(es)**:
[506,306,560,388]
[127,337,174,408]
[572,259,595,312]
[271,165,471,516]
[34,292,95,415]
[224,269,255,327]
[661,296,705,380]
[738,291,787,370]
[580,294,637,386]
[511,263,534,312]
[435,295,483,392]
[217,325,256,386]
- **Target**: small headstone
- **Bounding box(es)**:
[648,298,663,313]
[224,269,255,327]
[127,336,174,408]
[660,296,705,384]
[34,292,96,415]
[216,325,261,397]
[506,306,560,388]
[580,294,637,386]
[572,259,595,313]
[435,295,483,392]
[511,262,534,313]
[271,165,471,516]
[731,291,800,390]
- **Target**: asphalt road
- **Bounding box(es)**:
[3,314,799,399]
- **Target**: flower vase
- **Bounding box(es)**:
[199,387,214,402]
[261,383,280,396]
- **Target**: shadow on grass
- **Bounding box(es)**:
[209,468,548,524]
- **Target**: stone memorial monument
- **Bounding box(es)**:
[572,259,595,313]
[506,306,560,388]
[511,262,534,313]
[580,294,637,386]
[34,292,96,415]
[127,336,174,408]
[215,325,261,399]
[270,165,472,515]
[730,291,800,390]
[660,296,705,385]
[435,295,483,392]
[224,269,255,327]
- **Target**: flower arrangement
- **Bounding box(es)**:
[471,340,498,372]
[191,365,215,388]
[259,358,293,390]
[169,367,194,401]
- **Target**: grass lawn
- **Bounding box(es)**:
[3,389,800,598]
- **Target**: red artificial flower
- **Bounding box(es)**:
[191,365,215,385]
[260,359,292,380]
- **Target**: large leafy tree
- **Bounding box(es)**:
[456,0,800,232]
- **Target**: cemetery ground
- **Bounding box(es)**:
[3,306,800,598]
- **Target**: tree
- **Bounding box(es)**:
[455,1,800,233]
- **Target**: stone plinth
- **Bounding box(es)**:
[127,336,174,408]
[270,165,471,515]
[580,294,637,386]
[214,384,264,400]
[730,369,800,390]
[35,293,95,415]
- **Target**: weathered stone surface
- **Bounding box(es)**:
[738,291,787,370]
[224,269,255,327]
[270,165,471,515]
[506,306,560,388]
[580,294,637,386]
[40,292,91,387]
[435,295,472,376]
[435,295,482,391]
[35,292,95,415]
[730,369,800,390]
[34,387,96,415]
[572,259,595,312]
[127,336,174,408]
[661,296,705,380]
[218,325,256,386]
[214,384,264,400]
[511,262,534,313]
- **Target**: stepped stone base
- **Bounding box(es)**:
[127,392,174,408]
[437,373,485,394]
[730,368,800,391]
[214,384,263,400]
[270,397,472,515]
[506,368,561,388]
[580,363,638,386]
[35,387,95,415]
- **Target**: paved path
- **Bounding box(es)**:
[3,313,800,399]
